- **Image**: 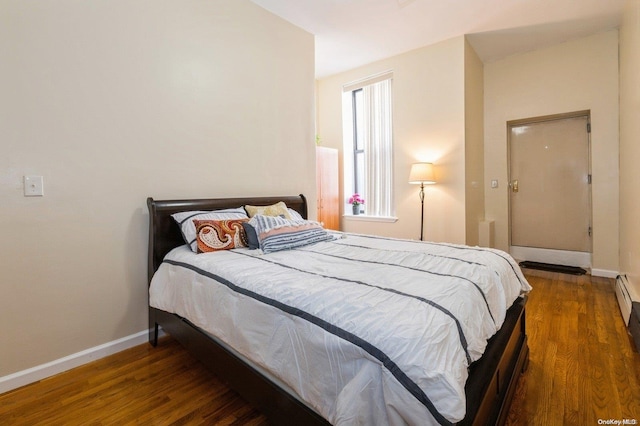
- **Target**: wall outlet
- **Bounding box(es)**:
[24,176,44,196]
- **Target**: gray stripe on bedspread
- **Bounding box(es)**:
[233,250,472,364]
[355,233,529,289]
[300,244,496,325]
[162,258,455,426]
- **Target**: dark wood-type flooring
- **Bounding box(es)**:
[1,271,639,425]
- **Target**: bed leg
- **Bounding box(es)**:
[149,308,159,347]
[150,323,159,347]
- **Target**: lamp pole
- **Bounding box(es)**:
[419,182,425,241]
[409,162,436,242]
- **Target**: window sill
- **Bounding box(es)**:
[343,214,398,223]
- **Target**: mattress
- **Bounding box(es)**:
[149,233,531,425]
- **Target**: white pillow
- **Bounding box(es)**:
[288,208,305,221]
[172,208,248,252]
[244,201,292,219]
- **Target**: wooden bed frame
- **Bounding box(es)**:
[147,194,529,425]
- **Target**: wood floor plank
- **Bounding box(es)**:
[1,271,638,425]
[577,275,594,425]
[506,271,640,425]
[562,289,580,424]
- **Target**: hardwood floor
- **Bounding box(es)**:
[506,270,640,425]
[0,338,268,425]
[1,272,638,425]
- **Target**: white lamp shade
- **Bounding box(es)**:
[409,162,436,184]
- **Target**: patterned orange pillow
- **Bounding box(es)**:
[193,219,249,253]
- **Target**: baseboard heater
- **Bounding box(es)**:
[616,274,640,353]
[616,274,632,325]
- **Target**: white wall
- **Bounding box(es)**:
[0,0,315,377]
[619,0,640,296]
[317,37,469,243]
[484,30,620,275]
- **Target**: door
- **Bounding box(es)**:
[316,146,340,230]
[509,113,591,261]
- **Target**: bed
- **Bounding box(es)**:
[147,194,530,425]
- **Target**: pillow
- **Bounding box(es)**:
[241,222,260,250]
[244,202,292,220]
[288,208,304,221]
[194,219,249,253]
[249,214,333,253]
[172,208,248,252]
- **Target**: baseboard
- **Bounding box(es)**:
[591,269,619,279]
[0,329,159,395]
[509,246,591,269]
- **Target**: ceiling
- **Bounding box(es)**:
[251,0,625,78]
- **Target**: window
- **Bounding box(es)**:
[342,71,394,217]
[352,89,365,198]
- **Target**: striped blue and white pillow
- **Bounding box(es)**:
[249,215,332,253]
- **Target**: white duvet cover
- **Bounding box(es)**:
[149,233,531,425]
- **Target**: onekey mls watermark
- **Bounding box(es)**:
[597,420,638,425]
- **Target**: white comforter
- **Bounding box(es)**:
[149,233,531,425]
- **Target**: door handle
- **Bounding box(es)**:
[510,180,519,193]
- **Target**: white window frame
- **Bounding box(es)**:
[342,71,395,219]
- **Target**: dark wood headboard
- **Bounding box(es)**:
[146,194,308,285]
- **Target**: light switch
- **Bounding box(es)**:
[24,176,44,197]
[491,179,499,189]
